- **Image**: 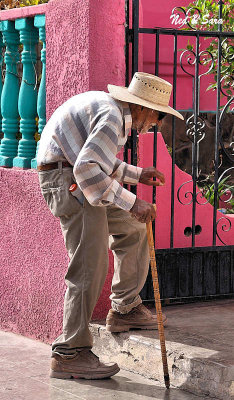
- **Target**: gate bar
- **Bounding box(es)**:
[170,32,178,248]
[138,28,233,38]
[213,0,223,245]
[191,33,200,247]
[132,0,139,73]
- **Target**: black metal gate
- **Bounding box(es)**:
[125,0,234,304]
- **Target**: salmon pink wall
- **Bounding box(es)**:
[0,0,125,342]
[0,0,232,346]
[0,168,113,344]
[45,0,127,119]
[142,0,226,111]
[137,133,234,249]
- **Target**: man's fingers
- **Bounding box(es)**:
[155,170,165,184]
[137,215,155,224]
[144,180,165,187]
[130,198,156,223]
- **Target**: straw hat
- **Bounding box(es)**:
[108,72,184,120]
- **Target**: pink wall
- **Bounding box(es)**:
[138,134,234,249]
[0,0,125,342]
[1,139,232,344]
[142,0,226,111]
[0,0,233,345]
[0,168,113,343]
[46,0,126,119]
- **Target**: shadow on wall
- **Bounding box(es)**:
[160,112,234,185]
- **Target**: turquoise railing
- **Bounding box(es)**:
[31,15,46,169]
[0,32,3,141]
[0,15,46,169]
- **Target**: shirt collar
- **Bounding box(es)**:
[115,100,132,137]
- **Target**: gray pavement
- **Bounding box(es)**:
[90,299,234,399]
[0,330,207,400]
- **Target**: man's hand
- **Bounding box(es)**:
[130,198,156,224]
[139,167,165,187]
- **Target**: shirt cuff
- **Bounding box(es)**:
[114,187,136,211]
[123,164,142,185]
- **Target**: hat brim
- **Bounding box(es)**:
[107,84,184,121]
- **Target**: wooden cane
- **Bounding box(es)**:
[146,210,170,389]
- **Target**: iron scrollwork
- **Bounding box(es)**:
[216,216,232,245]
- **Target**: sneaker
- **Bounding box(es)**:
[106,303,167,333]
[50,349,120,380]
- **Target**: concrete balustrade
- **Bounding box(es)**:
[13,18,38,168]
[0,32,3,140]
[0,12,46,169]
[31,15,46,169]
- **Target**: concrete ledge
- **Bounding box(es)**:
[91,300,234,400]
[0,4,47,21]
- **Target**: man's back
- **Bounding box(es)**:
[37,91,124,167]
[37,90,137,209]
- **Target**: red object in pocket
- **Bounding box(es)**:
[69,183,78,192]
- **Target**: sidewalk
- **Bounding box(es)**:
[0,299,233,399]
[91,299,234,399]
[0,330,205,400]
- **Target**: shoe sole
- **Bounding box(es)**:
[106,318,167,333]
[50,366,120,380]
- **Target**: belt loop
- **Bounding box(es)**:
[58,161,63,174]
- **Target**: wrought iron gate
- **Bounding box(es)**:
[125,0,234,303]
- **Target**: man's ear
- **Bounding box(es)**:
[157,119,163,128]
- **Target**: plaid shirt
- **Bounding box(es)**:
[37,91,142,210]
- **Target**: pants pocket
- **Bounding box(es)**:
[38,170,81,217]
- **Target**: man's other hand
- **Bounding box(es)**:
[130,198,156,224]
[139,167,165,186]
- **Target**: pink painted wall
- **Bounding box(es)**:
[1,138,232,344]
[0,0,233,346]
[0,0,126,342]
[142,0,226,111]
[46,0,126,119]
[0,168,113,343]
[138,134,234,249]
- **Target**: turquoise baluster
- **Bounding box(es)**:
[0,31,4,139]
[31,15,46,169]
[13,18,38,169]
[0,21,20,167]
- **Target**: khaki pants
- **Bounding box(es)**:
[38,164,149,353]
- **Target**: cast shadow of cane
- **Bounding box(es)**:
[71,373,195,400]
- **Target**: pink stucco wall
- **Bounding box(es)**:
[46,0,126,119]
[0,167,113,343]
[1,139,232,344]
[0,0,233,345]
[138,134,234,249]
[0,0,126,342]
[142,0,226,111]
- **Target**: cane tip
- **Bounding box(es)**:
[164,374,170,389]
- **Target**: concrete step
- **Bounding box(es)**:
[91,299,234,400]
[0,330,206,400]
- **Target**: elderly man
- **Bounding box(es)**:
[37,72,183,380]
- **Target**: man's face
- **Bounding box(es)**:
[129,104,163,134]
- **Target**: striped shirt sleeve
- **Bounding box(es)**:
[74,106,136,211]
[111,159,142,185]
